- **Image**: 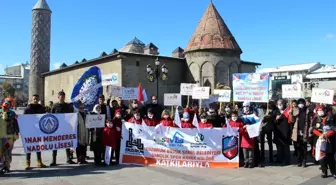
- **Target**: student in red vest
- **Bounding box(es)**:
[127,110,142,125]
[144,108,159,126]
[160,109,174,127]
[181,111,194,128]
[198,113,213,128]
[101,119,115,166]
[111,109,122,165]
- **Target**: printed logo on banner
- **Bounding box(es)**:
[39,114,59,134]
[125,128,144,154]
[222,136,238,160]
[314,90,331,96]
[194,133,204,142]
[153,132,184,146]
[112,74,118,83]
[190,133,207,149]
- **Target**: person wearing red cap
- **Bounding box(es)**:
[312,105,336,179]
[0,99,19,174]
[111,109,122,165]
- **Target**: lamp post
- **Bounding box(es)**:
[146,57,168,102]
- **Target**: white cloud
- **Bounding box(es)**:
[52,63,61,70]
[325,33,335,39]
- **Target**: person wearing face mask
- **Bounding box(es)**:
[127,110,142,125]
[224,105,232,118]
[176,106,184,119]
[144,108,159,126]
[160,110,174,127]
[0,99,19,174]
[111,109,123,165]
[240,101,261,167]
[227,111,245,167]
[290,98,310,167]
[198,114,213,128]
[76,101,89,164]
[312,105,336,179]
[206,107,221,127]
[274,99,291,166]
[90,104,105,166]
[181,111,194,128]
[125,100,139,121]
[141,96,164,121]
[102,119,115,166]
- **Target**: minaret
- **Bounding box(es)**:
[29,0,51,101]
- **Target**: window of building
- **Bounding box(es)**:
[136,61,140,66]
[16,85,21,88]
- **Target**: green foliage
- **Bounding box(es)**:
[1,82,15,97]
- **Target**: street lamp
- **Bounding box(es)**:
[146,57,168,101]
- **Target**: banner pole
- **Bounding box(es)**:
[219,102,223,112]
[187,95,190,108]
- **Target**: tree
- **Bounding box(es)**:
[2,82,15,97]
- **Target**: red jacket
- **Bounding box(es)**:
[240,124,254,148]
[160,118,175,127]
[102,127,116,149]
[198,121,213,128]
[227,119,244,135]
[181,120,195,128]
[144,118,159,127]
[128,117,142,125]
[112,118,122,139]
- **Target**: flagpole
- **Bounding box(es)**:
[187,95,190,108]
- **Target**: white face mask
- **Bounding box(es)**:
[243,107,249,113]
[225,108,230,112]
[183,118,189,121]
[148,114,153,119]
[116,114,121,118]
[232,117,238,121]
[317,110,324,117]
[298,104,304,108]
[278,105,283,110]
[133,104,138,108]
[152,100,157,104]
[134,115,140,120]
[201,119,207,123]
[163,115,169,119]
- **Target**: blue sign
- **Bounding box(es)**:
[39,114,59,134]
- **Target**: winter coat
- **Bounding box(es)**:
[181,120,194,128]
[112,118,123,139]
[0,109,19,138]
[24,104,46,114]
[102,127,116,149]
[206,115,221,127]
[274,110,291,145]
[198,121,213,128]
[144,118,159,127]
[78,112,89,146]
[51,102,73,113]
[290,108,310,142]
[127,117,142,125]
[241,126,254,148]
[312,115,335,154]
[160,118,175,127]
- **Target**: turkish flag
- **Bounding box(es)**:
[137,83,144,102]
[282,106,291,124]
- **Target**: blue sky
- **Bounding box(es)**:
[0,0,335,74]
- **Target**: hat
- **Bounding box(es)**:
[183,112,190,119]
[115,109,121,114]
[243,101,250,107]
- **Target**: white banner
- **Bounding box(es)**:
[111,85,122,97]
[282,84,302,99]
[102,73,119,86]
[85,114,106,128]
[17,113,78,154]
[180,83,199,96]
[192,87,210,99]
[311,88,334,104]
[122,87,138,100]
[214,89,231,102]
[119,122,239,168]
[164,93,182,106]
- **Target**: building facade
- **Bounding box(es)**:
[41,1,260,105]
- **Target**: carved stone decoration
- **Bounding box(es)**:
[29,0,51,100]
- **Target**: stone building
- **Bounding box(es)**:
[40,1,260,104]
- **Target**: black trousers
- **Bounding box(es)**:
[254,138,260,166]
[26,152,42,161]
[321,153,336,175]
[93,147,104,164]
[260,131,273,163]
[76,144,87,162]
[276,143,291,165]
[296,140,307,164]
[52,149,71,162]
[112,139,121,164]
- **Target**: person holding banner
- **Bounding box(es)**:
[227,111,244,166]
[90,104,105,166]
[312,105,336,179]
[198,113,213,128]
[50,90,76,166]
[128,110,142,125]
[181,111,194,128]
[102,119,115,166]
[23,94,47,170]
[160,110,175,127]
[143,108,159,126]
[76,101,89,164]
[0,99,19,174]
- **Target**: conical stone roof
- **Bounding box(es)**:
[185,2,242,53]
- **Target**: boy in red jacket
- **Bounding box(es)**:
[102,119,115,166]
[181,112,194,128]
[227,111,245,167]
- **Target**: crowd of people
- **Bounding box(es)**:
[0,90,335,179]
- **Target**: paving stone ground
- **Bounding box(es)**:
[1,109,335,185]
